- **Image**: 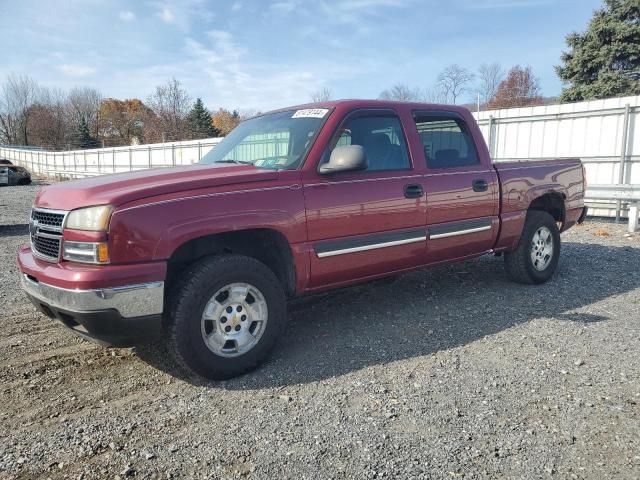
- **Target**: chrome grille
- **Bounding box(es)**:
[30,208,67,262]
[32,234,61,260]
[31,209,65,230]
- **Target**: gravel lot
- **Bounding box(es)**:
[1,181,639,480]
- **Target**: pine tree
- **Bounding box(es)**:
[186,98,218,138]
[71,115,99,149]
[556,0,640,102]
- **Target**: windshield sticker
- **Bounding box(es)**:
[292,108,329,119]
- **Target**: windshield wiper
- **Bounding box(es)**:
[215,159,254,165]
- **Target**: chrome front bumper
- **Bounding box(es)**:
[21,274,164,318]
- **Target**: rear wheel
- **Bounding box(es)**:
[165,254,287,380]
[504,210,560,284]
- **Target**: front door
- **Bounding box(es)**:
[303,110,427,289]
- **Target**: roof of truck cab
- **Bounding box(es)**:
[271,99,471,115]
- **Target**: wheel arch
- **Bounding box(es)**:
[166,228,297,298]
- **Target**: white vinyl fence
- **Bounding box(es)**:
[2,95,640,219]
[473,95,640,218]
[0,138,223,178]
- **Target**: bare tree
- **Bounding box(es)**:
[28,87,69,150]
[146,78,191,141]
[486,65,543,110]
[67,86,102,138]
[0,74,40,145]
[310,87,333,103]
[477,63,505,106]
[379,84,421,102]
[436,65,475,104]
[423,85,447,104]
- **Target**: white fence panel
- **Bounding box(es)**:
[474,94,640,218]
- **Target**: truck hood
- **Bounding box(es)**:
[34,164,279,211]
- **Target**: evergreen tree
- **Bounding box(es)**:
[71,115,99,149]
[556,0,640,102]
[186,98,218,138]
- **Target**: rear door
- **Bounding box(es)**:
[411,111,499,261]
[303,109,428,288]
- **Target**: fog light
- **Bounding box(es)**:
[63,241,110,264]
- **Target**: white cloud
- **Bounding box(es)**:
[181,30,372,110]
[119,10,136,22]
[58,63,96,77]
[159,6,175,23]
[231,1,242,11]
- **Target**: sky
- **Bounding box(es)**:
[0,0,604,112]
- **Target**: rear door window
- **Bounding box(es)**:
[413,115,480,169]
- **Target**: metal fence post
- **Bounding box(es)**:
[148,146,152,169]
[172,143,176,166]
[487,116,496,159]
[615,104,631,222]
[198,141,201,162]
[129,147,133,171]
[112,148,116,173]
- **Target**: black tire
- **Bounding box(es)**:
[165,254,287,380]
[504,210,560,285]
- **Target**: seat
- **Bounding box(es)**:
[363,133,404,170]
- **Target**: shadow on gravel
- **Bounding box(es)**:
[136,242,640,388]
[0,224,29,237]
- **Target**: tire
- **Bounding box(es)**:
[504,210,560,285]
[165,254,287,380]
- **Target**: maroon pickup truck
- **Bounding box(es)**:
[18,100,586,379]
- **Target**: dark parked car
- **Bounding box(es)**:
[0,164,31,186]
[0,158,13,165]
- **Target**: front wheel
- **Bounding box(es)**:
[504,210,561,284]
[165,255,287,380]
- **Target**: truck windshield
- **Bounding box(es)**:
[199,109,329,170]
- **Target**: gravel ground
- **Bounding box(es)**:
[1,182,639,480]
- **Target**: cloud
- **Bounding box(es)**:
[231,1,242,11]
[119,10,136,22]
[159,6,175,23]
[182,31,365,109]
[58,64,96,77]
[270,1,299,13]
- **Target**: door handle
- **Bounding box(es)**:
[404,184,424,199]
[472,179,488,192]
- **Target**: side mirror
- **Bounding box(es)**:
[319,145,367,174]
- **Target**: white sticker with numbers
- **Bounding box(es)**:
[292,108,329,119]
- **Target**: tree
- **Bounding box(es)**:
[310,87,333,103]
[146,78,191,141]
[99,98,151,146]
[486,65,543,109]
[27,88,68,150]
[557,0,640,102]
[211,108,241,136]
[478,63,505,106]
[0,74,40,145]
[186,98,218,139]
[67,86,102,138]
[70,116,99,149]
[378,84,421,102]
[437,65,474,104]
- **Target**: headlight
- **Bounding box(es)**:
[65,205,113,231]
[63,241,110,264]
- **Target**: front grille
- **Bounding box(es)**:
[30,208,67,262]
[32,209,65,229]
[32,234,61,260]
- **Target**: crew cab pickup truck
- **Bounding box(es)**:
[18,100,586,379]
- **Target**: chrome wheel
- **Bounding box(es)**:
[530,226,554,271]
[201,283,268,358]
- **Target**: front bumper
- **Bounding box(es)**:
[21,274,164,346]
